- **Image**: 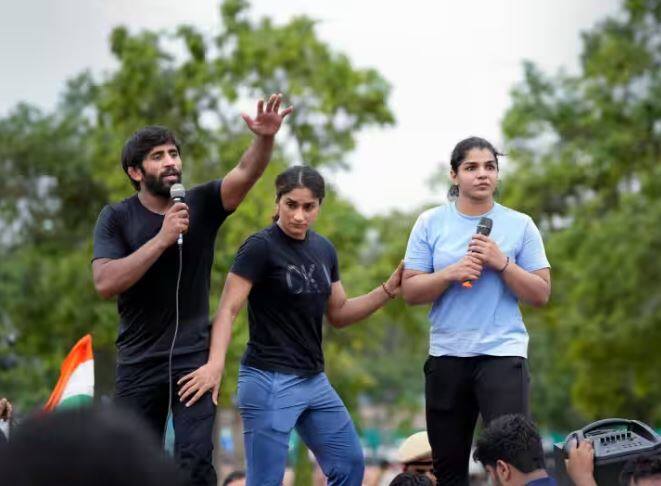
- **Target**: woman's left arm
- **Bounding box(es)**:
[326,262,403,328]
[469,233,551,307]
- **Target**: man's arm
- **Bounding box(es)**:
[221,93,293,211]
[92,202,189,299]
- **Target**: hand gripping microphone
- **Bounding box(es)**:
[462,216,493,288]
[169,183,186,246]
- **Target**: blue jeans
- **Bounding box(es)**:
[237,365,364,486]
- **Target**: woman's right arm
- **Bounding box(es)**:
[401,255,483,305]
[177,272,253,407]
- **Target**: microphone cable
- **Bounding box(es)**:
[163,241,183,447]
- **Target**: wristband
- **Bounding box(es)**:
[498,257,510,273]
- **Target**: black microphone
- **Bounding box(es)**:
[462,216,493,288]
[169,183,186,246]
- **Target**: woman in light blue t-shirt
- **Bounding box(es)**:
[402,137,551,485]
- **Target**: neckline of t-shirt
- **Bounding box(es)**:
[133,194,167,218]
[451,201,499,220]
[273,222,310,244]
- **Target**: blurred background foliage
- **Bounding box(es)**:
[0,0,659,455]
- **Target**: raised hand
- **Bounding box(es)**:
[241,93,293,138]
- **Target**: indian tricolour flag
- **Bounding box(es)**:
[44,334,94,411]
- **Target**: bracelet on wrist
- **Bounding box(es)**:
[498,256,510,273]
[381,282,395,299]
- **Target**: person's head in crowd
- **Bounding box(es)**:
[222,469,247,486]
[0,406,183,486]
[389,471,435,486]
[620,454,661,486]
[397,431,435,482]
[473,414,549,486]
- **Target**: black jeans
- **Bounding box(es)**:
[115,351,217,486]
[424,355,530,486]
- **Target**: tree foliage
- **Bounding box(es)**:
[500,0,661,426]
[0,0,407,419]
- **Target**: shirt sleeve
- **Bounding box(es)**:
[92,205,129,261]
[404,213,434,273]
[516,217,550,272]
[197,179,233,227]
[329,243,340,283]
[230,235,269,283]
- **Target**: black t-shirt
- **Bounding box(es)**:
[231,224,340,376]
[92,180,230,365]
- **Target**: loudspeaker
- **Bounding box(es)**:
[554,418,661,485]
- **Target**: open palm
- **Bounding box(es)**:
[242,93,293,137]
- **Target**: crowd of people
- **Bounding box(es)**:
[1,96,658,485]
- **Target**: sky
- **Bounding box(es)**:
[0,0,621,215]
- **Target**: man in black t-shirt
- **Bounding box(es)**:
[92,94,292,486]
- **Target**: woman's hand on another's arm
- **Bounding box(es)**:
[326,261,404,328]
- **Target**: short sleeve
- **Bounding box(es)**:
[328,244,340,283]
[230,235,269,283]
[92,205,129,261]
[516,217,550,272]
[195,179,232,227]
[404,213,434,273]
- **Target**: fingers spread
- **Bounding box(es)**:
[272,93,282,113]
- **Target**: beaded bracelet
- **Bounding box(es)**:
[499,256,510,273]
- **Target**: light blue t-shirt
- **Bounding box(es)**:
[404,202,550,358]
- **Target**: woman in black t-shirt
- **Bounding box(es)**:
[177,166,403,486]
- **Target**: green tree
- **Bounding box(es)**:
[0,0,397,423]
[500,0,661,426]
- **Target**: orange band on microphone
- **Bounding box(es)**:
[462,281,473,288]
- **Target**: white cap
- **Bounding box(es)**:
[397,431,432,463]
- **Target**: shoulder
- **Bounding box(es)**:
[309,231,336,251]
[494,203,534,226]
[411,204,452,233]
[243,227,272,246]
[98,195,136,222]
[190,179,221,196]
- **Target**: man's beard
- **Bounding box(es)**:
[143,170,181,198]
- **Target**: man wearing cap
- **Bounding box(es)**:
[397,431,436,483]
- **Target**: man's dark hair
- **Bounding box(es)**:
[121,126,181,190]
[388,472,434,486]
[620,453,661,485]
[222,470,246,486]
[0,406,182,486]
[472,414,546,474]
